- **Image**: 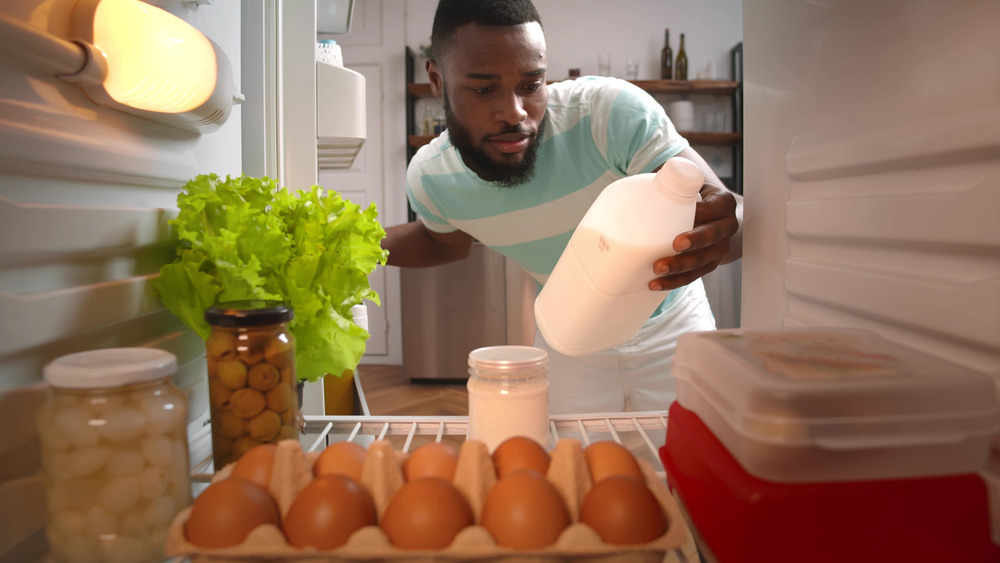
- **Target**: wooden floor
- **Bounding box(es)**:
[355,364,469,416]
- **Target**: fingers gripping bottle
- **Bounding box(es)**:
[534,156,704,356]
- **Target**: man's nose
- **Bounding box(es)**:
[495,92,528,125]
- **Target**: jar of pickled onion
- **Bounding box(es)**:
[38,348,191,563]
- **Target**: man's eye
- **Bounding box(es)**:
[523,82,542,92]
[471,87,493,95]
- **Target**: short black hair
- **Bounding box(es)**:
[430,0,542,61]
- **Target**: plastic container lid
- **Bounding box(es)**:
[673,328,1000,482]
[43,348,178,389]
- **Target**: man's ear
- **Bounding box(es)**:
[427,59,445,99]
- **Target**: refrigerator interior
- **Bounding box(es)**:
[2,0,999,560]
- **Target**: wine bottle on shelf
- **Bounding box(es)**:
[660,28,673,80]
[675,33,688,80]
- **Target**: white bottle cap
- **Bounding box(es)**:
[43,348,177,389]
[655,156,704,200]
[351,304,369,332]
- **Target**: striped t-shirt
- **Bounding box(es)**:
[406,76,690,310]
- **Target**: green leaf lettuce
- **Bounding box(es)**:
[154,174,389,382]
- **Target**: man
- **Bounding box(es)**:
[383,0,743,413]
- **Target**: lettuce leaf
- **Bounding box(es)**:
[153,174,388,382]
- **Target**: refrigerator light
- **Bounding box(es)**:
[69,0,238,133]
[0,0,238,133]
[89,0,216,113]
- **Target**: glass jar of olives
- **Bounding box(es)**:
[204,301,299,469]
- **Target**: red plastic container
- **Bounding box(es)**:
[660,401,1000,563]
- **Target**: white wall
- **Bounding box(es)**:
[404,0,742,84]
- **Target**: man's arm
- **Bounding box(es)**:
[649,146,744,291]
[382,220,475,268]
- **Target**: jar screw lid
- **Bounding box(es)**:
[205,301,294,327]
[43,348,178,389]
[468,345,548,371]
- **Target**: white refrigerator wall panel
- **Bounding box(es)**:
[0,2,243,560]
[742,0,1000,380]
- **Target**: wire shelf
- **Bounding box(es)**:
[191,411,671,483]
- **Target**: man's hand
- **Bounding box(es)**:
[649,183,743,291]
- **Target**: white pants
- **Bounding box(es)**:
[535,279,717,415]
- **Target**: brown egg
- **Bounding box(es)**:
[229,443,276,491]
[491,435,551,478]
[584,441,643,483]
[185,478,281,548]
[313,441,367,482]
[380,477,474,549]
[480,469,570,549]
[580,475,668,544]
[283,475,376,549]
[404,441,460,481]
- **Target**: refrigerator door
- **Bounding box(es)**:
[401,243,510,382]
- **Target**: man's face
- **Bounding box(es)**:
[428,22,548,186]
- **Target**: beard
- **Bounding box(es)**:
[444,93,547,188]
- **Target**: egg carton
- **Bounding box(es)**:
[165,438,689,562]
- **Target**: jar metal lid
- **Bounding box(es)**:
[204,301,294,327]
[468,345,548,371]
[43,348,177,389]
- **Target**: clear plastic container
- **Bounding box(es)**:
[39,348,191,563]
[672,327,1000,483]
[467,346,550,452]
[534,156,704,356]
[204,301,299,469]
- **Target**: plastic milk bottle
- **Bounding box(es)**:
[534,156,704,356]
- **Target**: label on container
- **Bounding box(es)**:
[716,331,905,381]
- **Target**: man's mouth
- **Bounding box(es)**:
[487,133,531,154]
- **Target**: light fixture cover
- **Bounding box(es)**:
[71,0,236,133]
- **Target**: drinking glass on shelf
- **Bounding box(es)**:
[597,51,612,77]
[625,57,639,80]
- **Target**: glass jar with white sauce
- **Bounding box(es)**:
[38,348,191,563]
[467,345,550,452]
